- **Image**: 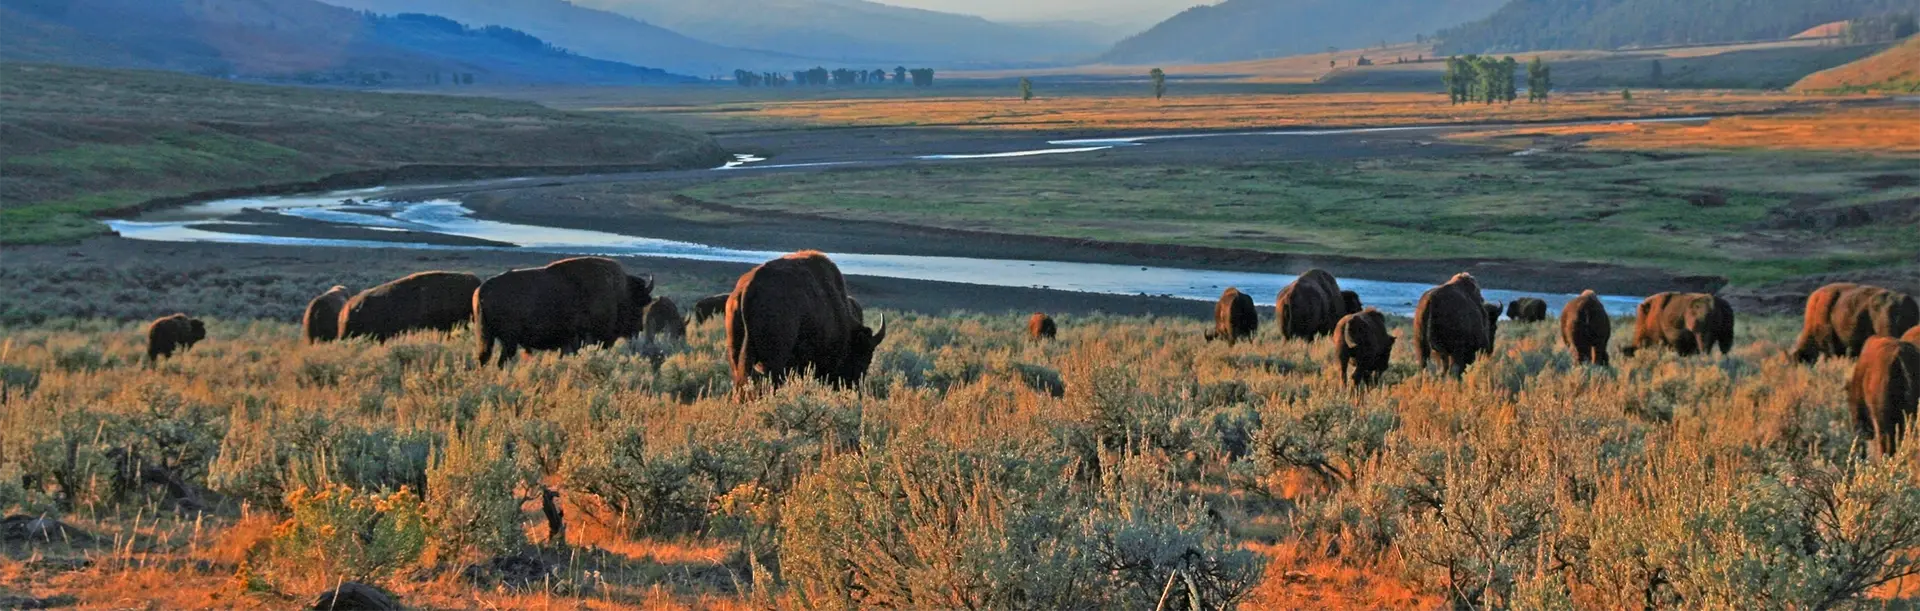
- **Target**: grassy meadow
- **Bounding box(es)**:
[679,150,1920,287]
[1,306,1917,609]
[1456,106,1920,153]
[0,63,726,245]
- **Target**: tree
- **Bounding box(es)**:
[1527,56,1551,103]
[1622,88,1633,103]
[1150,68,1166,100]
[1443,57,1462,104]
[1648,60,1663,87]
[894,66,908,85]
[1499,56,1519,103]
[1019,77,1033,102]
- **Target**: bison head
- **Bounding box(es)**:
[188,319,207,343]
[1341,290,1362,315]
[835,314,888,387]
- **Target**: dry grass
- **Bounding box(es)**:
[623,90,1809,132]
[1456,106,1920,153]
[1793,35,1920,92]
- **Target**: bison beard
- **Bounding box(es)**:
[1561,290,1612,366]
[474,257,653,366]
[1205,287,1258,345]
[1275,269,1345,342]
[1413,273,1491,377]
[727,252,886,398]
[1849,336,1920,456]
[1792,283,1920,363]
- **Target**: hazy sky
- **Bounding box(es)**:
[874,0,1206,27]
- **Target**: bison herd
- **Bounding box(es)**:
[142,254,1920,453]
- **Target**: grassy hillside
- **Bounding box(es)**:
[1436,0,1920,53]
[1793,34,1920,90]
[0,63,726,245]
[0,0,691,85]
[1100,0,1505,64]
[0,306,1912,609]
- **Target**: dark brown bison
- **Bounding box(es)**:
[1029,312,1058,341]
[727,251,887,395]
[1622,292,1735,357]
[473,258,652,365]
[1413,273,1493,376]
[303,286,350,344]
[1482,302,1502,352]
[1335,308,1394,386]
[146,313,206,362]
[1506,297,1548,323]
[644,297,686,342]
[1275,269,1345,342]
[1341,290,1363,315]
[338,271,480,342]
[1792,283,1920,363]
[1560,290,1611,366]
[1849,336,1920,455]
[1205,287,1259,344]
[691,293,730,324]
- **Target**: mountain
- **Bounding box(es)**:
[1793,34,1920,90]
[571,0,1108,66]
[0,0,694,85]
[310,0,812,75]
[1099,0,1508,65]
[1436,0,1920,54]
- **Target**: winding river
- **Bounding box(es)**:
[106,119,1701,317]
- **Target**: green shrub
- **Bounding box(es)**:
[424,423,528,561]
[265,483,427,582]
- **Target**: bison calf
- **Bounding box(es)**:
[691,293,730,324]
[1029,312,1058,341]
[147,314,206,362]
[1205,287,1259,345]
[1850,336,1920,456]
[303,286,351,344]
[645,297,687,342]
[1560,290,1611,366]
[1792,283,1919,363]
[1506,297,1548,323]
[1335,308,1394,386]
[1622,292,1734,358]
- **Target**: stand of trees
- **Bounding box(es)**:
[1843,12,1920,43]
[728,67,936,87]
[1527,56,1553,102]
[1443,55,1520,104]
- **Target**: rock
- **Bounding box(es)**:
[0,516,91,545]
[311,582,399,611]
[461,554,549,589]
[0,593,78,609]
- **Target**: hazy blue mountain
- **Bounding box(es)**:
[1437,0,1920,53]
[311,0,815,75]
[1102,0,1508,64]
[573,0,1109,66]
[0,0,693,85]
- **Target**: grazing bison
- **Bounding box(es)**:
[1413,273,1493,376]
[1506,298,1549,323]
[726,251,887,395]
[1275,269,1345,342]
[1341,290,1363,315]
[473,258,652,365]
[146,314,206,362]
[644,297,687,342]
[1621,292,1735,358]
[1205,287,1259,344]
[1849,336,1920,455]
[338,271,480,342]
[1029,312,1058,341]
[691,293,730,324]
[302,286,351,344]
[1560,290,1612,366]
[1791,283,1920,363]
[1335,308,1394,386]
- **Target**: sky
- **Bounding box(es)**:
[873,0,1206,27]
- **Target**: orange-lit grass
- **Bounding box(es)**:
[1456,106,1920,153]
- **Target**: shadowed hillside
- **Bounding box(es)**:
[0,0,692,85]
[1436,0,1920,53]
[1100,0,1506,64]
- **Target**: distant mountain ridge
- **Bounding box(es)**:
[310,0,816,75]
[1436,0,1920,53]
[0,0,695,85]
[1099,0,1507,64]
[573,0,1108,66]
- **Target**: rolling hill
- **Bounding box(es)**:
[571,0,1109,66]
[1435,0,1920,53]
[1792,34,1920,90]
[0,0,693,85]
[310,0,814,75]
[1098,0,1508,65]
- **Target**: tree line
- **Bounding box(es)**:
[1443,55,1554,104]
[731,67,935,87]
[1842,12,1919,42]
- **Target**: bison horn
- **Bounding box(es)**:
[872,313,888,344]
[643,275,655,292]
